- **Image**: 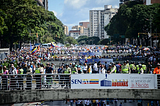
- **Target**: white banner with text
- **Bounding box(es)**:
[71,74,156,89]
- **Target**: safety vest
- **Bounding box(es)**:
[142,64,146,71]
[130,64,136,70]
[19,69,24,74]
[64,67,71,74]
[136,65,139,71]
[71,67,77,74]
[122,65,129,73]
[111,66,117,73]
[35,68,40,74]
[126,63,130,68]
[138,68,143,74]
[0,69,3,73]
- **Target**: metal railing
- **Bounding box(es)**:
[0,74,159,90]
[0,74,71,90]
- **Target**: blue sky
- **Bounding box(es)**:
[48,0,119,30]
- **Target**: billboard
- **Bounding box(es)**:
[71,74,156,89]
[78,52,102,56]
[79,59,113,65]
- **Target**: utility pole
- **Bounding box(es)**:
[150,16,152,47]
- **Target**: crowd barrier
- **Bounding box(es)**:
[0,74,159,90]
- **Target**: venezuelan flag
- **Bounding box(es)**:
[51,42,56,47]
[89,79,99,84]
[31,47,37,55]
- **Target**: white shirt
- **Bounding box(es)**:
[84,100,90,105]
[101,68,106,74]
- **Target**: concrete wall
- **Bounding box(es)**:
[0,89,160,104]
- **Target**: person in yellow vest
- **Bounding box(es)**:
[121,61,131,74]
[130,62,136,73]
[142,62,147,73]
[110,62,117,74]
[137,64,144,74]
[71,63,78,74]
[35,63,42,89]
[136,62,140,73]
[64,64,71,74]
[64,64,71,88]
[126,60,130,67]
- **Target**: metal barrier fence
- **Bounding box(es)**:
[0,74,71,90]
[0,74,159,90]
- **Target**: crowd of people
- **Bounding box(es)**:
[0,45,160,90]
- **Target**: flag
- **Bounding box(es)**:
[31,47,37,55]
[30,43,32,51]
[51,42,56,47]
[148,32,151,38]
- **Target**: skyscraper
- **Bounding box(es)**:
[89,5,118,39]
[35,0,48,10]
[63,25,69,35]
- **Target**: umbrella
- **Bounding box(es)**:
[143,48,150,51]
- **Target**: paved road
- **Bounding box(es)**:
[13,100,155,106]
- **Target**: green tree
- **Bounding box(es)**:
[105,1,160,44]
[0,0,66,49]
[66,36,78,45]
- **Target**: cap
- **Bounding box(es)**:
[139,64,142,67]
[157,63,160,66]
[109,64,112,66]
[72,63,75,65]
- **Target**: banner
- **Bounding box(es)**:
[78,52,102,56]
[128,75,155,89]
[79,59,113,64]
[71,74,156,89]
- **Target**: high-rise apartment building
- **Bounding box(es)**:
[120,0,160,6]
[72,25,84,35]
[79,22,90,28]
[35,0,48,10]
[89,5,118,39]
[63,25,69,35]
[79,22,90,36]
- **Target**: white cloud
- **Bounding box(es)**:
[58,0,119,31]
[64,0,88,9]
[95,0,111,4]
[79,19,89,22]
[52,10,57,16]
[91,7,104,10]
[113,5,119,8]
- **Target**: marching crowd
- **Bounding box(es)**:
[0,45,160,90]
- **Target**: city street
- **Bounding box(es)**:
[13,100,153,106]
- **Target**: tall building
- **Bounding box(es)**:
[35,0,48,10]
[79,22,90,28]
[63,25,69,35]
[69,29,80,39]
[79,22,90,36]
[144,0,160,4]
[72,25,84,35]
[120,0,160,6]
[89,5,118,39]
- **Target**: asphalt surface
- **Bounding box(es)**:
[13,100,157,106]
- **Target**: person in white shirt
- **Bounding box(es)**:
[100,64,106,74]
[93,62,98,73]
[84,100,90,106]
